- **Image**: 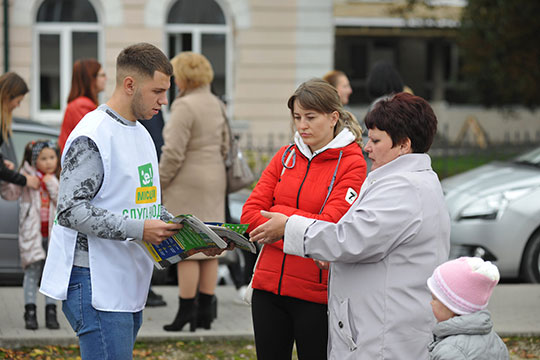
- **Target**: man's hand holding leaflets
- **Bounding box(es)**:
[142,219,183,245]
[137,214,254,270]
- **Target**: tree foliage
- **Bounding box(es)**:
[458,0,540,109]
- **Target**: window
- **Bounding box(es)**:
[33,0,102,123]
[166,0,231,107]
[335,30,471,104]
[335,35,400,104]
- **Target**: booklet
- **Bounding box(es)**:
[137,214,254,270]
[205,222,256,254]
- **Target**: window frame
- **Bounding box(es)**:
[32,21,103,125]
[165,17,233,116]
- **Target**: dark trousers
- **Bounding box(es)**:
[251,289,328,360]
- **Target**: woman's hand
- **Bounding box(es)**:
[143,219,183,245]
[249,210,289,244]
[314,260,329,270]
[3,159,14,170]
[25,175,40,190]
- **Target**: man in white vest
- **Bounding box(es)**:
[40,43,183,359]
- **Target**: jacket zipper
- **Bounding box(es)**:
[278,159,313,294]
[296,159,312,208]
[277,254,287,295]
[299,160,324,284]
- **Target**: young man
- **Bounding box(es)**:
[40,43,182,359]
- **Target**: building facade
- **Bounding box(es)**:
[1,0,538,146]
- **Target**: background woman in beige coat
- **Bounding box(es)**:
[160,52,229,332]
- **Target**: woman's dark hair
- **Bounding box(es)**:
[366,61,404,101]
[67,59,102,105]
[365,92,437,153]
[0,72,29,142]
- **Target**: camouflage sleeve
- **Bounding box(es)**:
[56,136,144,240]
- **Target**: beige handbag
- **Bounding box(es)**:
[222,106,254,193]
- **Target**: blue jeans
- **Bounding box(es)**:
[62,266,142,360]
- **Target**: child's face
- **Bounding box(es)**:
[35,147,58,175]
[430,294,456,322]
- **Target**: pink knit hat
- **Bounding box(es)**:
[427,257,500,315]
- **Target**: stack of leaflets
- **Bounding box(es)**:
[138,214,255,270]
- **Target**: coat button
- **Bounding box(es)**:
[338,321,343,328]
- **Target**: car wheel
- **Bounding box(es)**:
[520,230,540,283]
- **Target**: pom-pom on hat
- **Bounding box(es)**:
[427,257,500,315]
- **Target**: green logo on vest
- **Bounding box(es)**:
[136,163,157,204]
[138,163,153,187]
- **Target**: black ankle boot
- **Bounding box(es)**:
[163,297,197,332]
[45,304,60,330]
[197,293,217,330]
[24,304,38,330]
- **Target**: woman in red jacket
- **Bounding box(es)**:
[241,78,367,360]
[58,59,106,152]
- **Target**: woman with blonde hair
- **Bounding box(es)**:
[323,70,353,105]
[160,52,229,332]
[241,78,367,359]
[0,72,39,189]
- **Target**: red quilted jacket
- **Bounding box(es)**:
[241,135,367,304]
[58,96,96,152]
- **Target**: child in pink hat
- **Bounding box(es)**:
[426,256,509,359]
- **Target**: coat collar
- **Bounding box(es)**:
[433,310,493,339]
[22,161,36,176]
[178,84,211,98]
[293,128,356,160]
[366,153,433,184]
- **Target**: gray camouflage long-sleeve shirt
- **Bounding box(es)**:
[56,105,172,267]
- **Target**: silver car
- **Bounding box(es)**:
[0,119,59,285]
[442,146,540,283]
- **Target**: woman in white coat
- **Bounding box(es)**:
[250,92,451,359]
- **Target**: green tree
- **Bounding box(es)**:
[458,0,540,109]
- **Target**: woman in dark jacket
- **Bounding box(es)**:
[0,72,39,189]
[241,79,367,360]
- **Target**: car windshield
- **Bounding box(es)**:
[514,147,540,167]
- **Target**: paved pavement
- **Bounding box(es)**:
[1,284,539,348]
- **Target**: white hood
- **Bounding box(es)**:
[294,128,356,160]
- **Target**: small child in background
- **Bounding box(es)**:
[426,256,509,359]
[0,140,60,330]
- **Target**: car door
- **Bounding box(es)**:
[0,136,20,283]
[0,121,59,285]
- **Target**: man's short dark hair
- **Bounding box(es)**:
[116,43,173,82]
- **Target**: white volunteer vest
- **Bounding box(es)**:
[40,107,160,312]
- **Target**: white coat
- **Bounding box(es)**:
[284,154,451,360]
